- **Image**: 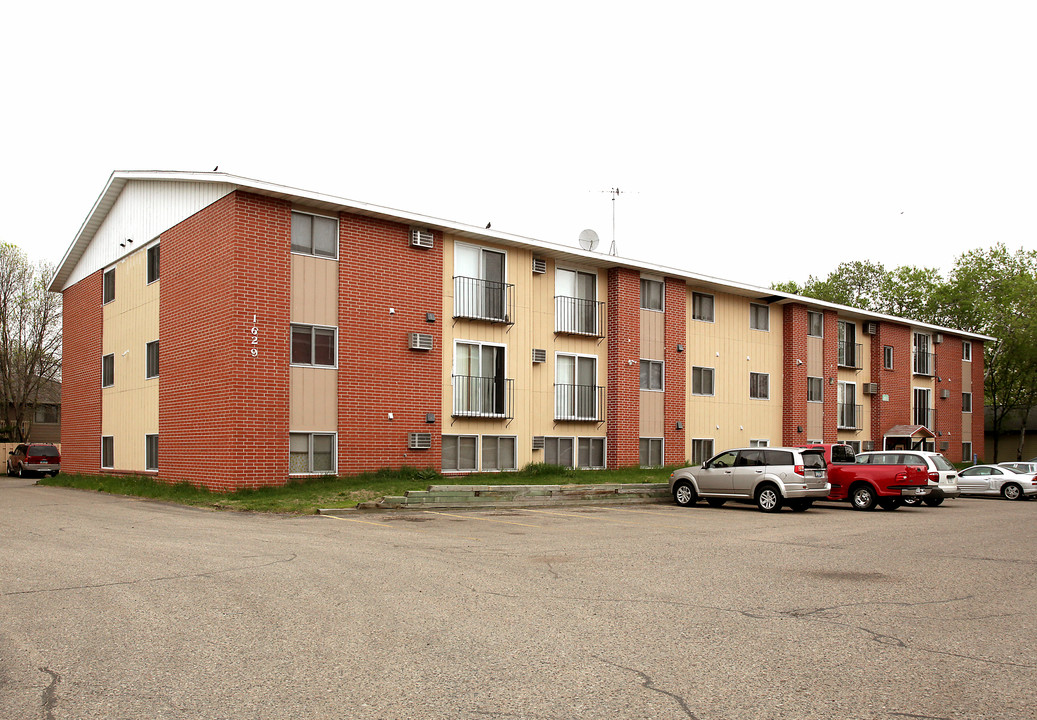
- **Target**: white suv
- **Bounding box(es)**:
[856,450,959,506]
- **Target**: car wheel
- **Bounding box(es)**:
[673,481,697,507]
[878,498,903,510]
[706,498,727,508]
[902,496,923,507]
[14,464,22,478]
[789,499,812,512]
[924,496,944,507]
[756,484,783,513]
[1002,483,1023,501]
[5,462,11,477]
[850,484,877,511]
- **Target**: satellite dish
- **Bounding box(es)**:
[578,229,600,252]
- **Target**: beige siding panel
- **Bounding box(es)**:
[962,360,972,441]
[639,391,664,437]
[101,245,159,472]
[290,368,338,431]
[806,337,823,377]
[290,255,338,326]
[640,310,665,360]
[807,402,823,439]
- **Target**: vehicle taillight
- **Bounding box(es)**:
[794,465,805,476]
[928,471,939,482]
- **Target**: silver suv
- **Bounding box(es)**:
[669,447,830,513]
[856,450,959,506]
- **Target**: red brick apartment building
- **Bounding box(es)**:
[49,171,990,491]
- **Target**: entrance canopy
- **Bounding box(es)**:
[883,425,936,451]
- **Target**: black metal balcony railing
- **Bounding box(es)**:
[837,403,863,430]
[554,384,606,422]
[452,375,514,419]
[837,342,863,369]
[554,296,606,337]
[913,351,936,376]
[913,407,935,429]
[453,276,515,324]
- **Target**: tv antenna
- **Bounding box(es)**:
[599,187,633,256]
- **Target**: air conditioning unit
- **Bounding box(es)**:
[940,388,950,399]
[408,432,432,450]
[933,333,943,344]
[532,436,545,450]
[410,228,434,249]
[532,348,547,363]
[940,441,949,451]
[532,258,547,274]
[865,322,878,335]
[863,383,879,395]
[409,333,434,351]
[862,441,875,451]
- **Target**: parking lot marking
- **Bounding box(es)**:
[423,511,541,528]
[519,508,640,525]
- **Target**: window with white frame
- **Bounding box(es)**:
[443,435,478,472]
[555,267,599,335]
[962,441,973,462]
[962,341,972,362]
[749,439,769,447]
[544,437,574,468]
[807,376,823,403]
[555,353,598,420]
[884,345,894,370]
[291,211,338,258]
[482,436,517,471]
[147,243,160,284]
[640,278,663,311]
[640,438,663,468]
[289,432,336,474]
[145,434,158,471]
[691,439,714,465]
[103,267,115,304]
[838,382,858,429]
[692,366,715,396]
[807,311,823,337]
[291,324,336,367]
[577,437,605,469]
[750,372,770,400]
[692,292,714,322]
[146,340,159,379]
[454,341,507,417]
[102,353,114,388]
[750,303,769,331]
[639,360,663,391]
[844,440,861,454]
[101,436,114,469]
[962,392,973,413]
[454,243,508,321]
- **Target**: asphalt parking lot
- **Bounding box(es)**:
[2,477,1035,720]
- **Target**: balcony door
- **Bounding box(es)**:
[455,244,506,321]
[556,354,597,420]
[556,268,597,334]
[455,342,505,416]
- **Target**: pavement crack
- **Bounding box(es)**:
[39,667,60,720]
[598,658,699,719]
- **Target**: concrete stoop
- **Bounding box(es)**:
[325,482,670,513]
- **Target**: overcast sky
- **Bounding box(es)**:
[3,1,1035,289]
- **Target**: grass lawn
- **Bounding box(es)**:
[35,464,675,515]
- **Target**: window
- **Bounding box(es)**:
[442,435,478,472]
[962,392,973,413]
[639,360,663,391]
[692,366,715,396]
[101,436,114,469]
[147,243,160,284]
[454,342,508,417]
[843,440,861,454]
[289,432,336,474]
[146,340,159,379]
[145,434,158,471]
[555,268,599,335]
[962,341,972,362]
[103,267,115,304]
[640,438,663,468]
[750,303,769,331]
[577,437,605,469]
[555,353,598,420]
[545,437,574,468]
[691,439,714,465]
[749,439,769,447]
[482,436,517,471]
[884,345,894,370]
[291,211,338,258]
[962,441,973,462]
[913,387,933,427]
[838,321,858,368]
[838,382,858,429]
[291,324,336,367]
[640,278,663,311]
[454,243,508,321]
[807,311,823,338]
[692,292,714,322]
[102,353,114,388]
[34,404,59,424]
[750,372,769,400]
[914,333,933,375]
[807,376,823,403]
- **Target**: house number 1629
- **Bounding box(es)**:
[249,315,259,357]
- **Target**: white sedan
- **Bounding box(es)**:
[957,465,1037,500]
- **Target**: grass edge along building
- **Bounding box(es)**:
[49,171,990,491]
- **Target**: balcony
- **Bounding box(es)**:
[837,403,863,430]
[452,375,514,419]
[453,276,515,324]
[913,407,935,429]
[837,342,863,369]
[554,383,605,422]
[555,296,606,337]
[913,351,935,376]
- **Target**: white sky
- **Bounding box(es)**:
[3,1,1035,288]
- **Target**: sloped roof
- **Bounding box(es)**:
[884,425,936,438]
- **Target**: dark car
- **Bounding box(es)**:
[7,443,61,477]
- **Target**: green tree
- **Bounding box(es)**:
[0,244,62,442]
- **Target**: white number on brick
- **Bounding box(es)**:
[249,314,259,358]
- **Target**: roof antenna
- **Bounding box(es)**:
[599,187,629,256]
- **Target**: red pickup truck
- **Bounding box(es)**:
[799,443,932,510]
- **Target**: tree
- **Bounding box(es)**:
[772,260,887,311]
[0,244,62,442]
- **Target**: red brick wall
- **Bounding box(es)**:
[781,304,809,446]
[160,191,291,491]
[822,311,839,442]
[606,268,640,467]
[971,341,985,461]
[663,278,687,465]
[337,214,443,473]
[871,323,912,447]
[59,270,103,474]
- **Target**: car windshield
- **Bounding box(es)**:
[30,445,59,457]
[931,455,955,471]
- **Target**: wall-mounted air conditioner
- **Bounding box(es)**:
[408,433,432,450]
[532,348,547,363]
[532,436,545,450]
[863,383,879,395]
[933,333,943,344]
[940,441,949,451]
[409,333,434,351]
[940,388,950,399]
[532,258,547,274]
[410,228,434,248]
